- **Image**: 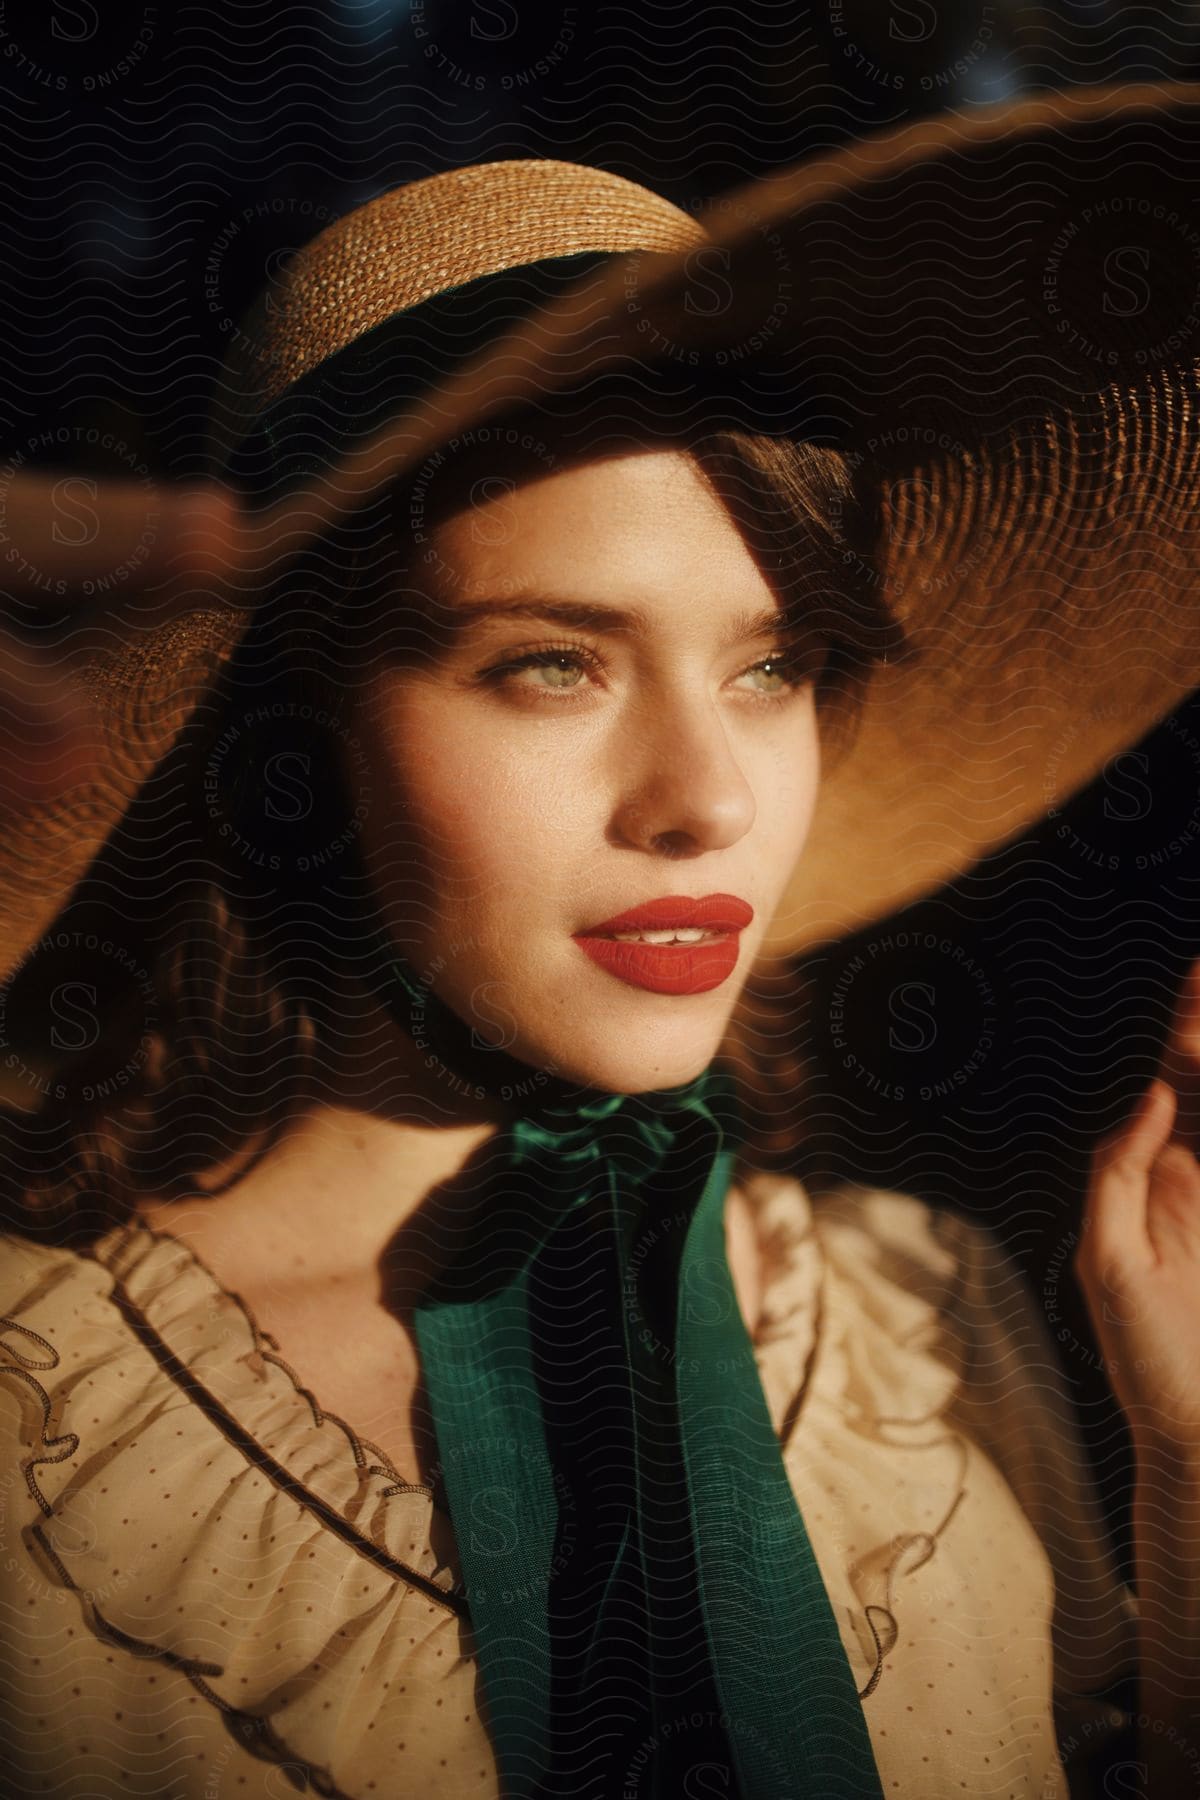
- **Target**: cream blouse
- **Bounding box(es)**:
[0,1172,1138,1800]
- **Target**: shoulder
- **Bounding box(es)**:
[731,1166,990,1439]
[731,1166,1088,1441]
[0,1229,129,1499]
[0,1226,97,1291]
[734,1170,1138,1708]
[0,1230,492,1798]
[732,1163,984,1319]
[734,1166,1088,1394]
[0,1228,116,1359]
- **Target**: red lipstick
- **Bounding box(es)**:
[572,893,754,995]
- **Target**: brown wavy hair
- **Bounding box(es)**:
[1,412,910,1246]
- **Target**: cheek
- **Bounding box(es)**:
[364,688,594,905]
[756,707,821,835]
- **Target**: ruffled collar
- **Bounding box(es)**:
[1,1168,982,1798]
[90,1212,462,1584]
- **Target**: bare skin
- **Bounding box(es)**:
[136,445,821,1485]
[134,1113,765,1484]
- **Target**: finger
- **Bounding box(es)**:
[1143,1138,1200,1266]
[1157,956,1200,1154]
[1081,1078,1178,1276]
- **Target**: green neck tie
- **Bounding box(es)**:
[364,926,885,1800]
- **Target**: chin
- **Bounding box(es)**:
[542,1033,723,1097]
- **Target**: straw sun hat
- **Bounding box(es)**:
[4,80,1200,976]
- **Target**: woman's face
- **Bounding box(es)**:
[350,445,823,1096]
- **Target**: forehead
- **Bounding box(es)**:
[419,445,771,604]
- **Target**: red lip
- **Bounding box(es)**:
[577,893,754,935]
[572,893,754,996]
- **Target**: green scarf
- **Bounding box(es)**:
[363,926,884,1800]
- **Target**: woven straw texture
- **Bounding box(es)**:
[3,84,1200,969]
[215,158,707,452]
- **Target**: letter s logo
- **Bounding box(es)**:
[470,0,519,42]
[1102,245,1152,319]
[50,476,100,548]
[683,246,734,320]
[469,476,519,548]
[682,1255,731,1328]
[262,245,303,316]
[45,1492,100,1558]
[469,982,519,1051]
[263,751,312,823]
[886,476,936,550]
[889,0,938,43]
[468,1484,519,1557]
[52,0,100,43]
[1102,1762,1149,1800]
[683,1762,735,1798]
[1102,749,1153,824]
[888,981,937,1054]
[49,981,100,1053]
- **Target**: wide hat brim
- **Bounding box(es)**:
[5,80,1200,974]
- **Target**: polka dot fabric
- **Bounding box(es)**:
[0,1175,1136,1797]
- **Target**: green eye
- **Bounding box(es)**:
[739,658,791,696]
[531,655,587,689]
[734,648,823,700]
[480,639,819,703]
[488,648,594,691]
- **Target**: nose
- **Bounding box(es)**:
[610,686,757,858]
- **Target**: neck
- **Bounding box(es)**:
[134,934,732,1298]
[132,959,513,1271]
[131,1046,764,1354]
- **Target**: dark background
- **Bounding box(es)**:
[2,0,1199,1607]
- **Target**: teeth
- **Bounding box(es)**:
[606,928,720,944]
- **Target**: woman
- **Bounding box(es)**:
[2,106,1199,1799]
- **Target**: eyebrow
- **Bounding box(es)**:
[442,594,797,651]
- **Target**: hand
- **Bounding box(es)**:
[1075,958,1200,1457]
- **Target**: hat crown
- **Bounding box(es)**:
[215,158,708,450]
